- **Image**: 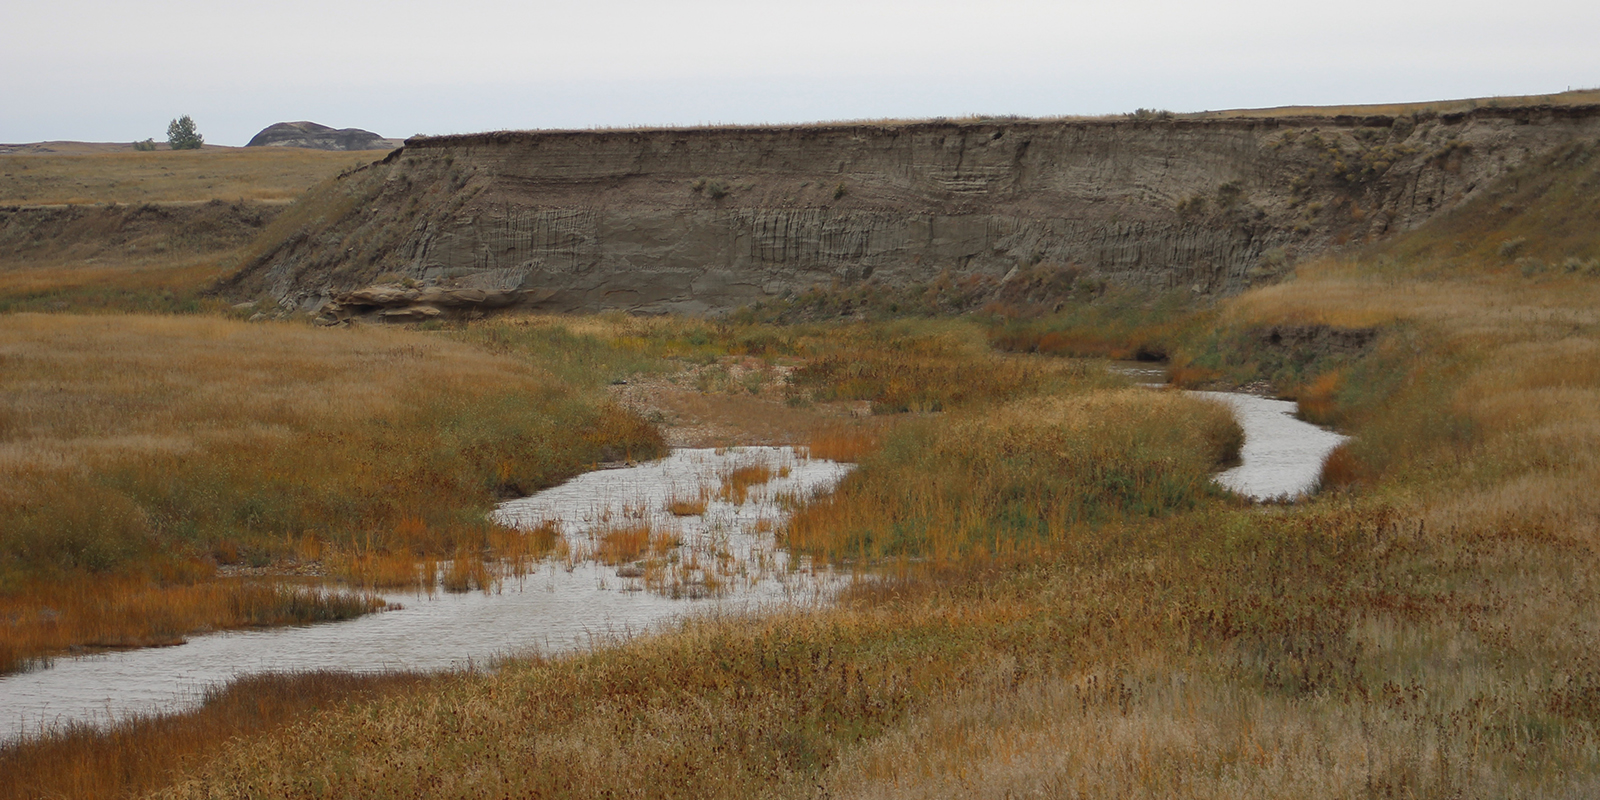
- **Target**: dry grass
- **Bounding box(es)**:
[150,496,1600,799]
[0,670,432,800]
[0,148,384,206]
[0,313,661,671]
[803,422,883,463]
[1192,87,1600,119]
[0,148,381,312]
[27,267,1600,797]
[664,491,710,517]
[0,577,385,676]
[783,388,1242,564]
[0,201,282,313]
[594,524,656,566]
[717,464,775,505]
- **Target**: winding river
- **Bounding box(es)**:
[0,375,1347,743]
[1,447,850,743]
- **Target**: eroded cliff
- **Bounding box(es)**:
[221,105,1600,318]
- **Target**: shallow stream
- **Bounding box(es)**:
[0,447,849,743]
[0,377,1347,743]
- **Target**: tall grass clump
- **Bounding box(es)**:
[784,389,1241,563]
[0,579,385,675]
[790,326,1101,413]
[0,670,432,800]
[988,288,1204,361]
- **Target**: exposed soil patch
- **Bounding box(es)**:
[607,358,880,448]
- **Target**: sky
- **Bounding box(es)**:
[5,0,1599,146]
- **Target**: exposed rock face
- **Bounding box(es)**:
[222,106,1600,319]
[245,122,402,151]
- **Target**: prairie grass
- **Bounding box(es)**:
[0,148,383,206]
[0,578,385,676]
[1190,87,1600,120]
[151,496,1600,799]
[595,524,662,565]
[0,202,280,313]
[26,275,1600,797]
[784,388,1242,563]
[803,422,883,462]
[0,148,380,313]
[330,546,435,592]
[988,289,1205,362]
[0,313,660,670]
[440,551,493,593]
[0,670,433,800]
[789,327,1105,413]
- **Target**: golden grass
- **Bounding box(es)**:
[0,576,386,675]
[803,422,883,463]
[0,201,284,312]
[0,313,661,671]
[784,388,1242,564]
[593,524,680,566]
[0,148,384,206]
[148,492,1600,799]
[1192,88,1600,120]
[717,463,775,505]
[0,670,433,800]
[11,276,1597,796]
[664,491,710,517]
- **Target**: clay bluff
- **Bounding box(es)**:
[221,105,1600,320]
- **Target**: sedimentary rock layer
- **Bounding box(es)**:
[221,105,1600,317]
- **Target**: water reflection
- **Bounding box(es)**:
[1190,391,1348,501]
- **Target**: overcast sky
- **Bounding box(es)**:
[5,0,1598,146]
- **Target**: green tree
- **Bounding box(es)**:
[166,115,204,150]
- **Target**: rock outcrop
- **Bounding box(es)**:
[220,105,1600,320]
[245,122,402,151]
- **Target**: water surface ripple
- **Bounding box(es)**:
[1194,390,1348,501]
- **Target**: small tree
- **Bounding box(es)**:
[166,115,204,150]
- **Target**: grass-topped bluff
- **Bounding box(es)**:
[3,91,1600,798]
[220,95,1600,323]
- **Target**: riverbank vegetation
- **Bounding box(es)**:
[0,313,661,673]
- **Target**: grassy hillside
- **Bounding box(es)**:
[0,148,385,206]
[0,148,384,314]
[1191,87,1600,119]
